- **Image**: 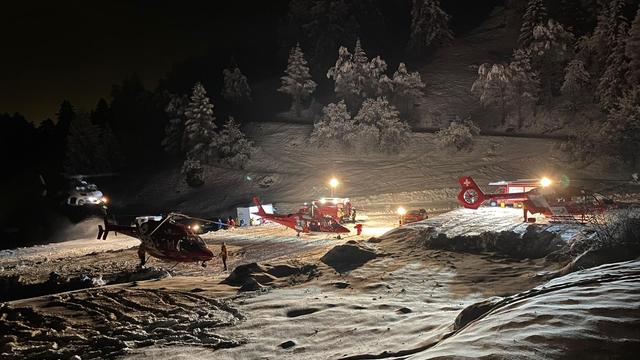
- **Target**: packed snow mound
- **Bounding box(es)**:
[221,262,317,291]
[320,241,379,273]
[422,226,565,259]
[0,288,244,360]
[407,259,640,359]
[0,266,170,302]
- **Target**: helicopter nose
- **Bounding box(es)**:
[199,247,214,261]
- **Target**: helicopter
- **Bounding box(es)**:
[252,197,350,236]
[97,212,214,266]
[457,176,616,222]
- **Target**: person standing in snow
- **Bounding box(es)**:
[228,216,236,229]
[220,242,228,271]
[355,223,363,236]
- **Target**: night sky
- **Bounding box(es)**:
[1,1,501,122]
[0,1,285,122]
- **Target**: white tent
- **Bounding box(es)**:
[236,203,274,227]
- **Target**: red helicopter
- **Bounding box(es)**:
[97,213,214,266]
[457,176,614,222]
[252,197,350,236]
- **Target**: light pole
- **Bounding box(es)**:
[329,177,339,197]
[397,206,406,226]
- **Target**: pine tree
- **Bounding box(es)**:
[354,97,410,153]
[519,0,548,47]
[310,101,355,146]
[625,6,640,88]
[91,98,112,128]
[183,83,217,163]
[279,43,317,116]
[222,66,252,104]
[472,64,512,125]
[407,0,453,54]
[587,0,627,76]
[64,112,110,174]
[56,100,75,139]
[529,20,575,98]
[162,94,188,156]
[597,22,629,111]
[561,59,590,111]
[327,46,359,111]
[327,40,389,112]
[603,87,640,166]
[508,52,540,128]
[215,117,255,169]
[387,62,425,117]
[102,124,125,170]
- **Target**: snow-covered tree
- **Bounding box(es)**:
[561,59,590,111]
[214,117,255,169]
[162,94,188,156]
[603,87,640,166]
[436,120,477,151]
[508,53,540,128]
[529,19,575,98]
[472,64,512,125]
[310,101,355,146]
[183,83,217,163]
[181,158,204,187]
[354,97,410,153]
[327,39,388,112]
[384,63,425,117]
[597,22,629,111]
[584,0,627,76]
[407,0,453,54]
[279,43,317,116]
[283,0,361,73]
[625,6,640,90]
[326,46,355,108]
[222,66,252,104]
[519,0,548,47]
[472,56,539,128]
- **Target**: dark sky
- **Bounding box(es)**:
[0,1,276,122]
[1,1,502,122]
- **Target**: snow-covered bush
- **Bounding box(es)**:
[214,117,255,169]
[310,101,354,146]
[222,67,251,104]
[354,97,409,153]
[181,158,204,187]
[279,43,317,116]
[311,98,409,153]
[435,120,478,151]
[589,209,640,251]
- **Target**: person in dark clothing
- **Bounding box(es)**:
[220,242,228,271]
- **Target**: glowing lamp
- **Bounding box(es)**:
[192,224,201,232]
[540,177,553,187]
[101,196,108,204]
[329,177,339,197]
[397,207,407,216]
